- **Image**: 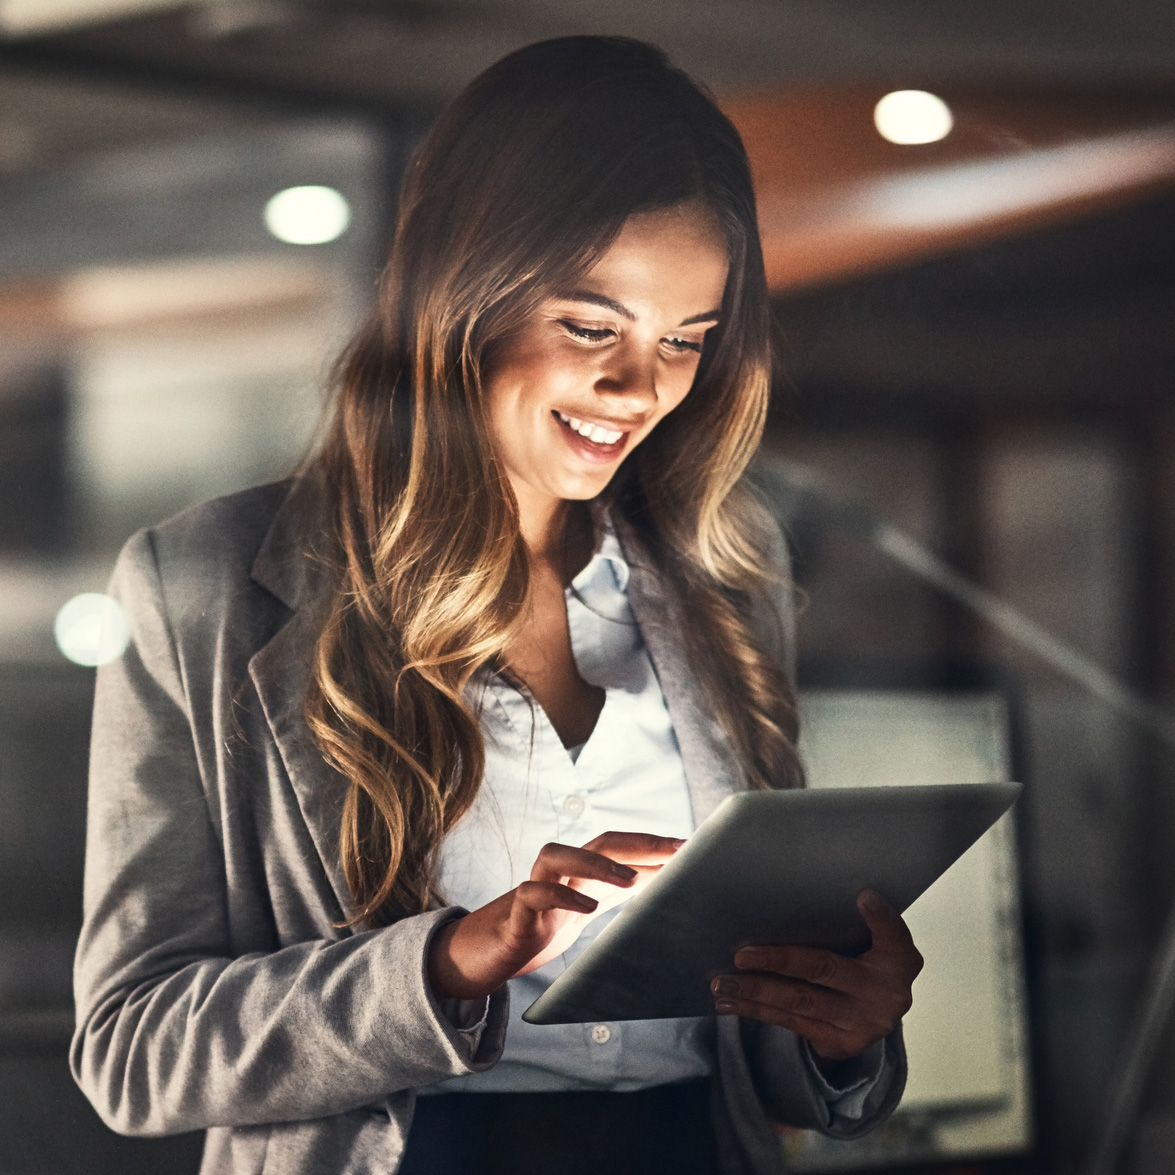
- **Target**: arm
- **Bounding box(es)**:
[715,891,919,1137]
[70,530,509,1136]
[741,1019,907,1137]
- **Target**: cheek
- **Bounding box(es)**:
[487,344,585,425]
[660,358,703,413]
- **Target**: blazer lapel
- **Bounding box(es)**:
[617,523,744,826]
[247,477,354,922]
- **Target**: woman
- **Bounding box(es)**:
[72,36,921,1175]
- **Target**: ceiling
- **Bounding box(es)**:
[2,0,1174,107]
[0,0,1171,178]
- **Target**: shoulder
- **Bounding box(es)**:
[111,479,299,638]
[146,479,292,577]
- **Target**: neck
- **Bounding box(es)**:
[513,484,590,580]
[515,485,569,566]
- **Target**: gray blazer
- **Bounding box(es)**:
[71,476,905,1175]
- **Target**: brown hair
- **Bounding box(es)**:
[305,36,802,926]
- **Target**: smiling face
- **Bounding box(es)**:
[482,199,730,536]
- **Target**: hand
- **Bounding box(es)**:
[710,889,923,1063]
[428,832,683,1001]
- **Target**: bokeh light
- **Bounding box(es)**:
[54,593,131,667]
[264,185,351,245]
[874,90,954,145]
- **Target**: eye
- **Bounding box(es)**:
[663,335,704,354]
[559,320,615,344]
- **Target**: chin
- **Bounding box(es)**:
[552,481,608,503]
[561,465,619,500]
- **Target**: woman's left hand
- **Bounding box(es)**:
[710,890,923,1063]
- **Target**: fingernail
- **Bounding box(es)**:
[735,949,764,969]
[669,838,686,847]
[859,890,884,911]
[711,977,740,996]
[714,1000,736,1013]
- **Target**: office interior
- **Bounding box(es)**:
[0,2,1173,1173]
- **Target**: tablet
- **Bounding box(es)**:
[522,781,1020,1024]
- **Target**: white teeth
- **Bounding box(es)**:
[557,411,623,446]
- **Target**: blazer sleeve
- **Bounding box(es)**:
[744,1020,907,1138]
[70,529,509,1137]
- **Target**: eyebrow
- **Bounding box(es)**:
[678,308,723,326]
[561,289,721,328]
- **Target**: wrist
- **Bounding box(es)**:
[427,916,466,1002]
[427,914,502,1002]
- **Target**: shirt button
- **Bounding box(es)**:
[563,794,585,817]
[590,1024,611,1045]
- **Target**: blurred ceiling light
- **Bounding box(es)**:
[753,122,1175,290]
[186,0,297,40]
[874,90,954,145]
[59,255,328,330]
[856,126,1175,229]
[54,593,130,667]
[0,0,218,35]
[264,185,351,246]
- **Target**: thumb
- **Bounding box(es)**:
[857,889,913,953]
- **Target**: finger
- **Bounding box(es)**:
[529,843,638,887]
[734,945,866,996]
[579,831,686,866]
[711,973,856,1031]
[498,883,599,965]
[514,879,598,917]
[857,890,913,950]
[857,891,924,977]
[712,996,875,1061]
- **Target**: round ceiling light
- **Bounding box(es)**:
[874,91,954,145]
[264,185,352,245]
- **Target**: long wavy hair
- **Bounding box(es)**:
[304,36,803,926]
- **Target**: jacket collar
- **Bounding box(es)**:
[250,473,330,611]
[613,519,743,825]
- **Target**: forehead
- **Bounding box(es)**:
[576,201,729,315]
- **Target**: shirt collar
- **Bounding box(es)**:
[570,516,630,596]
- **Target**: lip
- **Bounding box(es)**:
[551,410,633,464]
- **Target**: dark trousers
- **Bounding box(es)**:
[398,1080,721,1175]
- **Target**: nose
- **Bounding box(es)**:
[592,344,658,414]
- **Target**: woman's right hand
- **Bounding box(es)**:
[427,832,683,1002]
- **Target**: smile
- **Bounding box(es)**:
[555,412,626,445]
[552,410,632,463]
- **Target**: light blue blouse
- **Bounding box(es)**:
[426,526,712,1092]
